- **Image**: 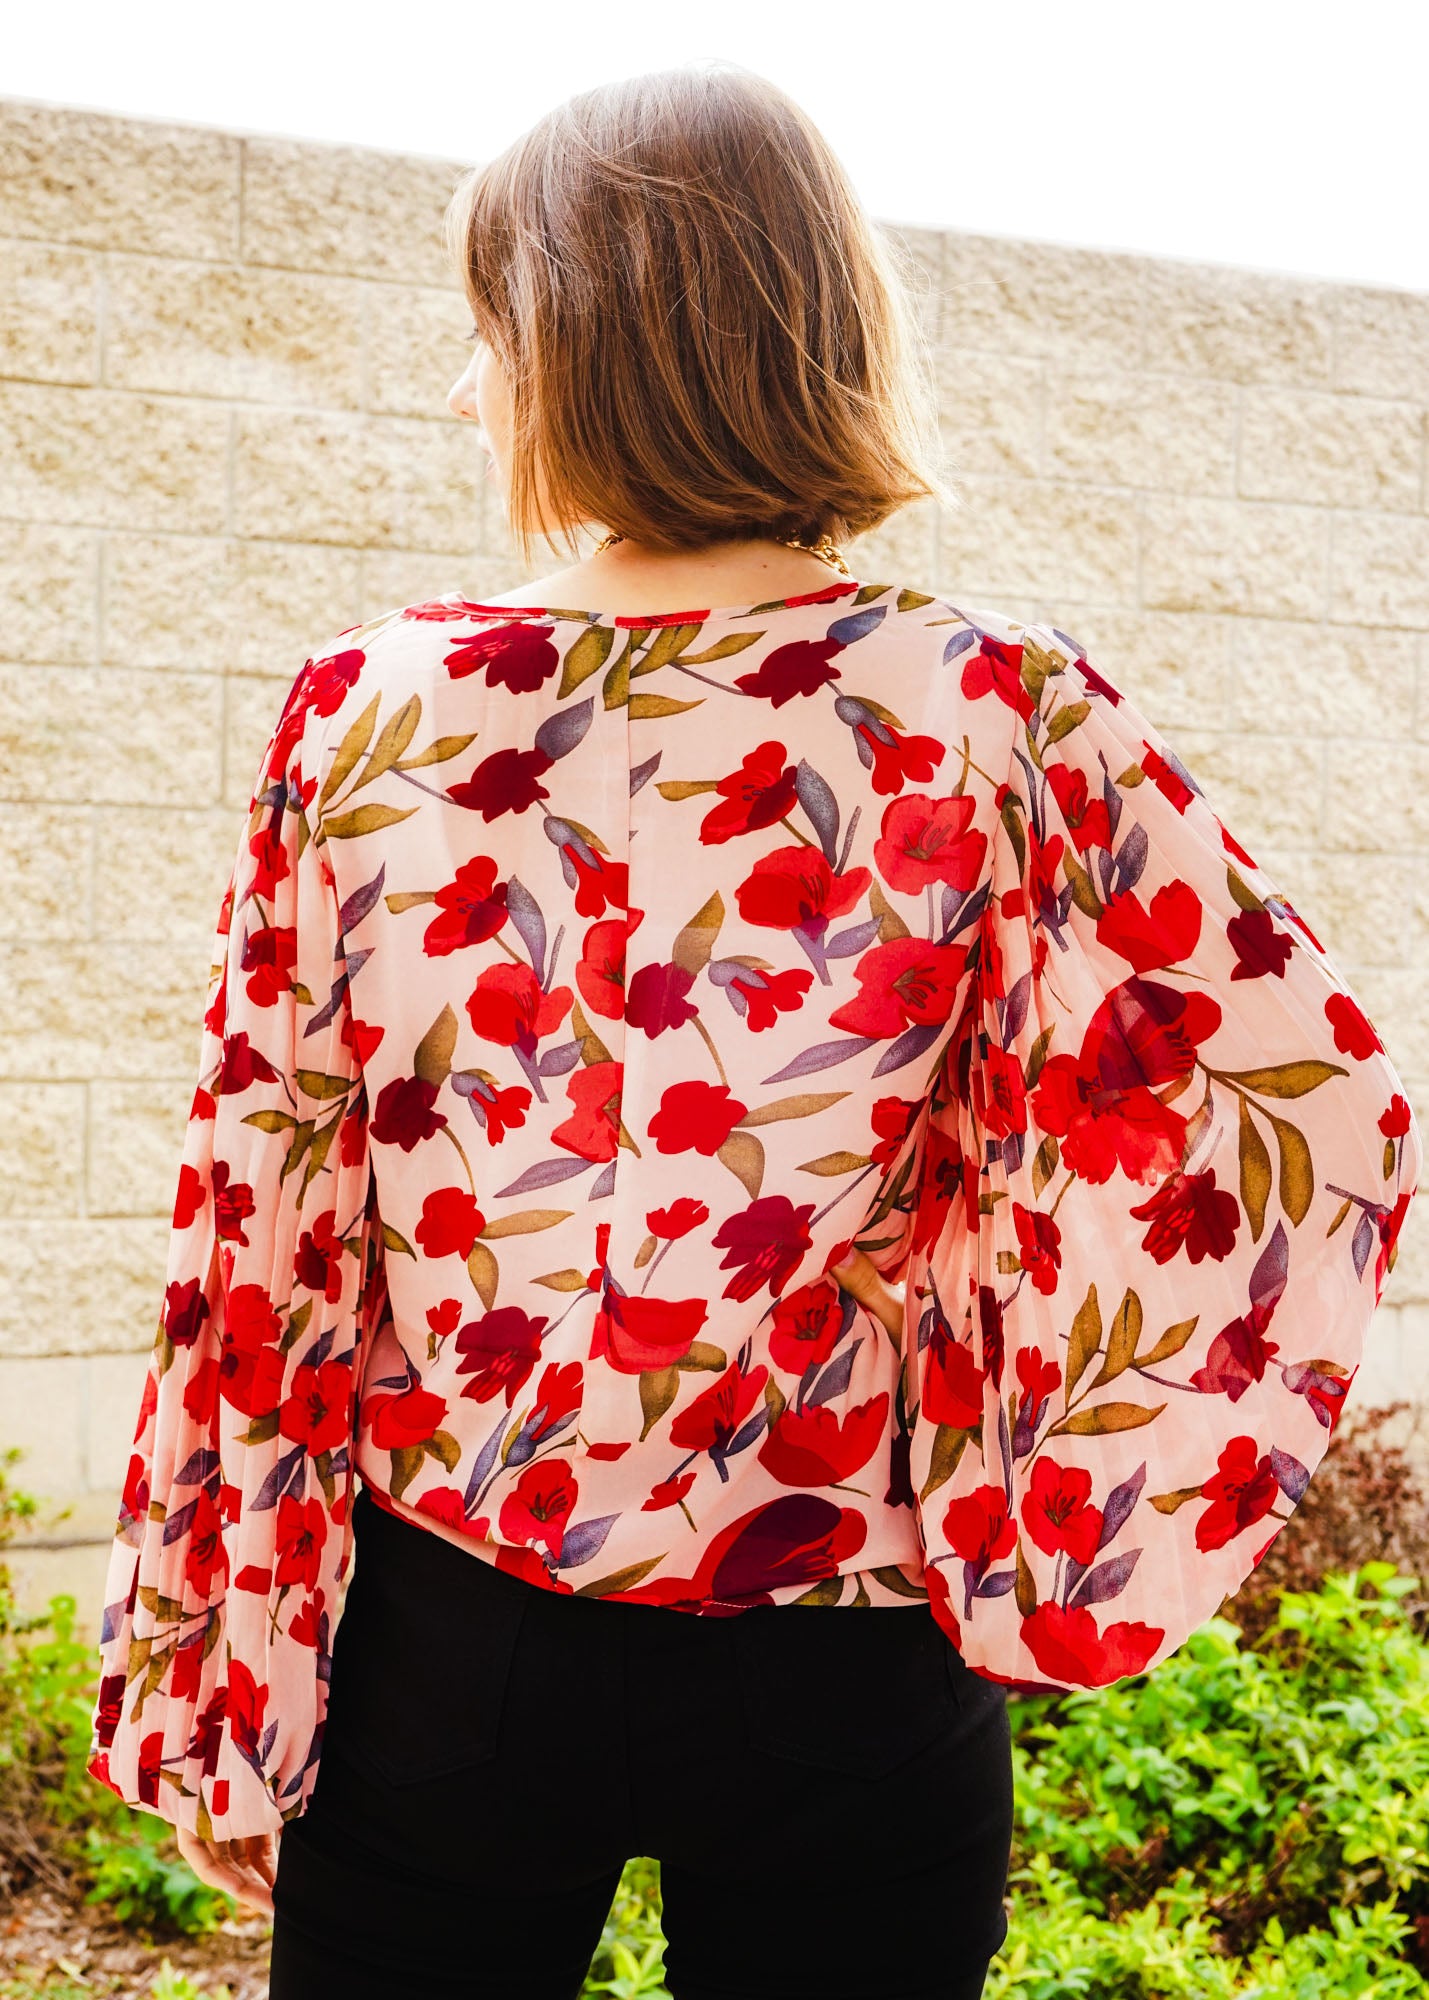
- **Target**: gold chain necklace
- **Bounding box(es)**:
[591,529,853,578]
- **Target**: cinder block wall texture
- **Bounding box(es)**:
[2,97,1426,1632]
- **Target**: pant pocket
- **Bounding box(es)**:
[731,1604,965,1781]
[323,1489,532,1788]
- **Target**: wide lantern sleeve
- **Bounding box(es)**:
[85,654,382,1840]
[901,622,1423,1695]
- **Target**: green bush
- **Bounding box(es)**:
[987,1560,1429,1995]
[0,1447,233,1940]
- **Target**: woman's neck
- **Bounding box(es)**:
[482,534,850,613]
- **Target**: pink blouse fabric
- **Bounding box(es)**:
[86,576,1423,1839]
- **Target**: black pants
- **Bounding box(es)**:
[269,1482,1014,1999]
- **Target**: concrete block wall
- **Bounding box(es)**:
[1,97,1424,1633]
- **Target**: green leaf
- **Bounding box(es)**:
[671,891,724,977]
[480,1208,573,1238]
[717,1130,765,1199]
[1065,1282,1102,1402]
[1239,1092,1273,1241]
[629,693,703,720]
[738,1091,850,1127]
[558,623,616,697]
[1136,1315,1200,1369]
[1269,1110,1315,1225]
[320,802,420,838]
[467,1241,498,1309]
[639,1365,681,1439]
[1052,1399,1166,1437]
[414,1004,458,1088]
[319,694,380,809]
[798,1151,871,1176]
[1221,1060,1348,1098]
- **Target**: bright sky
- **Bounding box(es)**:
[8,0,1427,294]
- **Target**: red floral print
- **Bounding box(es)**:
[86,586,1421,1840]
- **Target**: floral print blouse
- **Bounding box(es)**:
[86,574,1423,1839]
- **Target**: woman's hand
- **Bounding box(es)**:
[829,1248,905,1341]
[175,1827,278,1920]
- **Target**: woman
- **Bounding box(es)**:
[86,61,1421,2000]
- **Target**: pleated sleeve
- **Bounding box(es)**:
[909,621,1424,1694]
[85,656,380,1838]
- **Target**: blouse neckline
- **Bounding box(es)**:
[454,575,874,630]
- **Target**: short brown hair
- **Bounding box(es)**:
[443,62,954,567]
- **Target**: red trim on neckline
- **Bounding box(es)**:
[459,577,864,629]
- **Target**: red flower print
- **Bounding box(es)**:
[444,622,559,693]
[1096,882,1202,974]
[529,1361,583,1444]
[1010,1201,1062,1295]
[835,698,944,796]
[958,635,1035,719]
[758,1393,887,1486]
[767,1281,844,1377]
[1044,760,1113,854]
[735,847,871,932]
[828,937,968,1038]
[647,1198,709,1239]
[1375,1186,1414,1298]
[552,1060,623,1162]
[465,962,573,1052]
[1021,1602,1164,1687]
[921,1307,984,1430]
[423,856,509,955]
[1016,1346,1062,1425]
[499,1459,577,1561]
[1020,1458,1103,1565]
[293,1210,345,1302]
[668,1359,769,1456]
[1195,1435,1281,1551]
[1028,976,1222,1186]
[363,1385,448,1452]
[1227,907,1293,980]
[466,1076,532,1145]
[870,1095,921,1169]
[449,745,553,821]
[1383,1093,1413,1138]
[575,917,628,1021]
[941,1482,1016,1565]
[415,1187,486,1259]
[184,1488,229,1598]
[712,1195,815,1302]
[371,1073,448,1151]
[219,1030,281,1098]
[1129,1169,1240,1266]
[643,1471,696,1511]
[550,829,629,918]
[1141,744,1195,812]
[276,1360,350,1456]
[734,637,843,705]
[240,923,297,1007]
[1188,1298,1281,1403]
[454,1307,549,1407]
[724,965,813,1030]
[873,794,986,895]
[302,646,366,718]
[648,1081,747,1156]
[211,1161,257,1246]
[695,1493,865,1605]
[699,742,798,844]
[591,1291,709,1373]
[1325,990,1384,1060]
[625,960,698,1037]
